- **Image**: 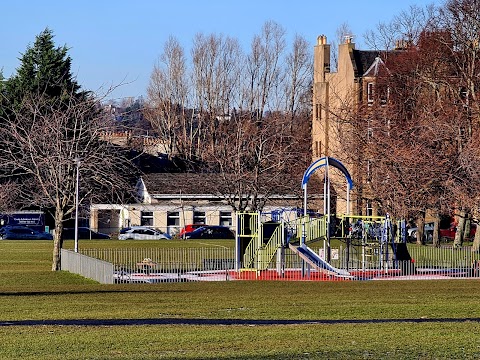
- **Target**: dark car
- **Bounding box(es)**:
[184,226,235,240]
[179,224,205,238]
[62,227,111,240]
[0,225,53,240]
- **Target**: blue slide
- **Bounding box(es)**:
[289,244,351,277]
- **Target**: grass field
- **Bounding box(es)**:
[1,240,480,359]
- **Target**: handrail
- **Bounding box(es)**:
[243,239,257,268]
[257,225,283,270]
[306,217,327,241]
[239,212,259,269]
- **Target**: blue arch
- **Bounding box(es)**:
[302,156,354,189]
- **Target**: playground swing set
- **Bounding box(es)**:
[234,156,415,280]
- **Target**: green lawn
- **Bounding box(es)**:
[1,240,480,359]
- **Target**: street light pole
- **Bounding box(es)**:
[74,157,80,253]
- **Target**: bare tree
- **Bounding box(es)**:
[144,22,312,209]
[344,0,480,250]
[0,182,23,213]
[146,36,190,158]
[341,28,457,229]
[191,33,242,158]
[364,4,436,51]
[429,0,480,244]
[284,34,312,120]
[0,93,135,270]
[243,21,286,119]
[204,112,308,211]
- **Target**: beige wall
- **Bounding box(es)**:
[90,204,304,237]
[91,204,236,236]
[312,36,361,215]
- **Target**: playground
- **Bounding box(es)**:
[63,156,480,284]
[77,157,478,284]
[232,156,480,282]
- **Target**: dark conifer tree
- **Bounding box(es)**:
[8,28,81,101]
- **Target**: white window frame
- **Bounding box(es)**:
[367,82,374,105]
[140,211,153,226]
[219,211,232,227]
[193,211,206,225]
[167,211,180,226]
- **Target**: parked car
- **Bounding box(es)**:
[118,226,171,240]
[178,224,205,238]
[407,223,434,242]
[0,225,53,240]
[119,227,131,234]
[439,223,476,240]
[62,227,111,240]
[408,221,477,242]
[184,226,234,240]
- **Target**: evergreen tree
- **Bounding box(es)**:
[0,29,135,271]
[7,28,82,103]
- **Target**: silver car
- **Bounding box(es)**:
[118,226,171,240]
[407,223,434,242]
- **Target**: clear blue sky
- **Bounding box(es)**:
[1,0,443,102]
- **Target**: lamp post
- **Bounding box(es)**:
[74,157,81,253]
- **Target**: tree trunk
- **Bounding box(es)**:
[472,225,480,252]
[51,209,64,271]
[463,213,471,241]
[432,214,440,247]
[416,213,425,245]
[453,209,466,248]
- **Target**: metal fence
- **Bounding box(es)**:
[60,245,480,283]
[61,249,114,284]
[80,247,235,283]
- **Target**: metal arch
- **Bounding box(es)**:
[301,156,354,250]
[302,156,353,190]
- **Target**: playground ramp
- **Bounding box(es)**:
[289,243,351,278]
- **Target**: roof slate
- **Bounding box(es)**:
[140,172,324,196]
[142,173,223,195]
[352,50,381,77]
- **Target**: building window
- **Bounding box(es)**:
[167,211,180,226]
[193,211,206,224]
[367,82,374,105]
[140,211,153,226]
[315,104,322,120]
[314,141,322,157]
[219,211,232,227]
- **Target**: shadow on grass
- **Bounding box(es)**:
[1,317,480,327]
[0,289,189,296]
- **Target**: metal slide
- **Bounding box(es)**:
[289,243,351,277]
